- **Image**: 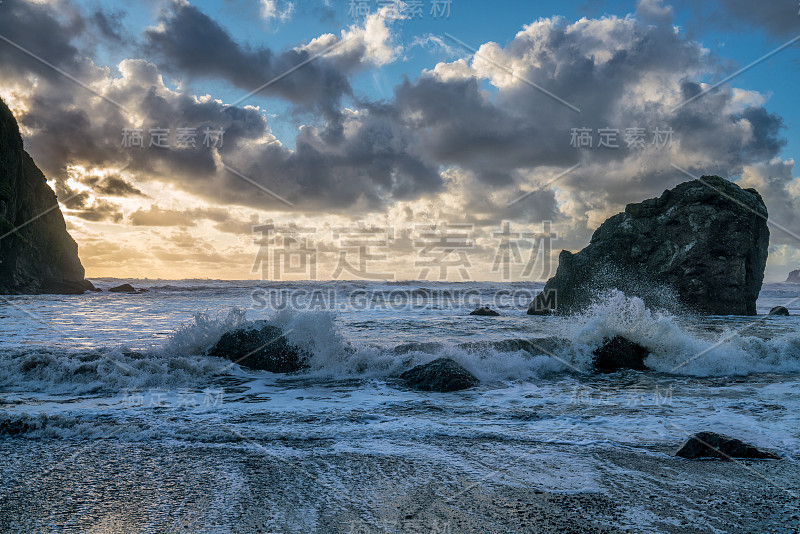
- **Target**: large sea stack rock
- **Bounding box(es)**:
[0,99,94,294]
[786,270,800,284]
[528,177,769,316]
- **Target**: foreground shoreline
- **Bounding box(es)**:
[1,437,796,533]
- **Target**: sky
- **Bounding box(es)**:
[0,0,798,281]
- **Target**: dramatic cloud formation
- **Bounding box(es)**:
[0,0,797,279]
[713,0,800,36]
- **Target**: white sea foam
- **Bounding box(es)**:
[0,347,235,395]
[567,290,800,376]
[2,289,800,399]
[258,294,800,379]
[161,308,249,356]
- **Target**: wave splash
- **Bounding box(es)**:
[2,293,800,396]
[569,290,800,376]
[162,294,800,380]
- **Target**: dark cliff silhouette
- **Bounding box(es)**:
[0,98,95,294]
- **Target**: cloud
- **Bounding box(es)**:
[635,0,674,25]
[0,0,85,80]
[1,0,797,279]
[56,185,124,222]
[72,198,123,222]
[129,206,197,227]
[4,3,787,222]
[82,174,146,197]
[259,0,294,22]
[713,0,800,36]
[143,0,401,135]
[390,13,787,227]
[737,157,800,247]
[91,8,127,43]
[129,205,262,234]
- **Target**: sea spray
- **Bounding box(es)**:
[567,290,800,376]
[3,291,800,400]
[160,308,249,356]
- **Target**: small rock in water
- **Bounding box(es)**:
[400,358,479,392]
[768,306,790,316]
[208,323,308,373]
[469,306,500,316]
[0,417,32,435]
[592,336,649,373]
[675,431,779,460]
[108,283,138,293]
[39,279,97,295]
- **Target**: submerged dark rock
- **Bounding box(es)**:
[400,358,479,392]
[528,177,769,316]
[592,336,649,373]
[0,98,95,295]
[208,323,308,373]
[469,306,500,316]
[769,306,790,316]
[40,280,97,295]
[675,431,779,460]
[0,417,32,435]
[109,283,138,293]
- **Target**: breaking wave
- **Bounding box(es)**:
[2,292,800,397]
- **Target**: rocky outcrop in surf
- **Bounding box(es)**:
[592,336,650,373]
[469,306,500,316]
[108,283,148,293]
[208,323,308,373]
[400,358,479,392]
[786,270,800,284]
[0,98,95,294]
[528,176,769,316]
[675,431,779,460]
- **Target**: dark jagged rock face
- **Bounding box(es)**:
[592,336,649,373]
[675,431,779,460]
[208,323,308,373]
[786,270,800,284]
[399,358,479,392]
[0,98,94,294]
[529,176,769,316]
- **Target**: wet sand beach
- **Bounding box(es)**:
[1,436,796,533]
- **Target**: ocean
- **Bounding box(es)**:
[1,280,799,533]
